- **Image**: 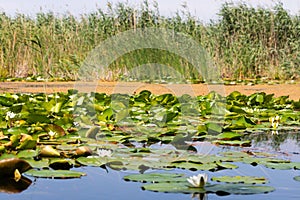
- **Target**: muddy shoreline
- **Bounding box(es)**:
[0,81,299,100]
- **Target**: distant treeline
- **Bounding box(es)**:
[0,1,299,81]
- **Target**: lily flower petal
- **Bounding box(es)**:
[187,174,208,188]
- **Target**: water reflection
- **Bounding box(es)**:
[244,130,300,152]
[191,193,207,200]
[0,176,32,194]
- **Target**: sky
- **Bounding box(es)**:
[0,0,299,22]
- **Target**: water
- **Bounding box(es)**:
[1,132,300,200]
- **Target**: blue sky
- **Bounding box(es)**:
[0,0,299,22]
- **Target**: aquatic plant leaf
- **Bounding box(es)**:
[171,162,218,171]
[49,159,73,170]
[39,145,61,157]
[123,173,186,183]
[17,150,38,158]
[217,132,241,140]
[98,108,113,122]
[115,109,129,122]
[23,158,50,169]
[17,138,37,150]
[75,146,93,157]
[27,114,51,124]
[142,182,275,194]
[294,176,300,182]
[206,122,222,134]
[85,126,100,139]
[229,116,256,129]
[45,124,66,137]
[263,162,300,170]
[213,140,251,147]
[76,157,107,167]
[0,158,32,177]
[6,127,28,135]
[211,176,268,184]
[228,105,247,114]
[0,96,14,106]
[206,184,275,195]
[24,169,86,179]
[0,145,5,153]
[215,162,239,170]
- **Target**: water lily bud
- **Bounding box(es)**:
[14,169,21,182]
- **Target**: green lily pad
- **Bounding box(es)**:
[17,150,38,158]
[49,159,74,170]
[23,158,50,169]
[263,162,300,170]
[206,122,222,134]
[213,140,251,147]
[217,132,242,140]
[24,169,86,179]
[171,161,218,171]
[215,162,239,170]
[211,176,268,184]
[294,176,300,182]
[76,157,107,167]
[206,184,275,195]
[142,182,275,195]
[123,173,186,183]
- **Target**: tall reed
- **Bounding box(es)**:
[0,1,299,81]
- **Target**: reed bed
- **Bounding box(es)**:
[0,1,299,81]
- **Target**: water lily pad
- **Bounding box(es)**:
[215,162,239,170]
[217,132,242,140]
[123,173,186,183]
[142,182,275,195]
[76,157,107,167]
[206,184,275,195]
[211,176,268,184]
[263,162,300,170]
[49,159,73,170]
[0,158,32,177]
[39,145,61,157]
[17,150,38,158]
[294,176,300,182]
[24,169,86,179]
[206,122,222,134]
[213,140,251,147]
[23,158,50,169]
[171,161,218,171]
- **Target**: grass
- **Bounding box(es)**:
[0,1,299,82]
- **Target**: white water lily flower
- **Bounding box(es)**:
[97,149,112,157]
[269,115,280,129]
[271,130,279,135]
[48,130,56,139]
[73,121,80,127]
[6,111,16,120]
[187,174,208,188]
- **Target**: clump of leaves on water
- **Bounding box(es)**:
[0,90,299,179]
[123,173,275,195]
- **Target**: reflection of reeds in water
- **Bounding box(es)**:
[244,130,300,153]
[0,1,299,81]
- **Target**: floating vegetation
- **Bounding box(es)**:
[124,173,275,195]
[0,90,299,194]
